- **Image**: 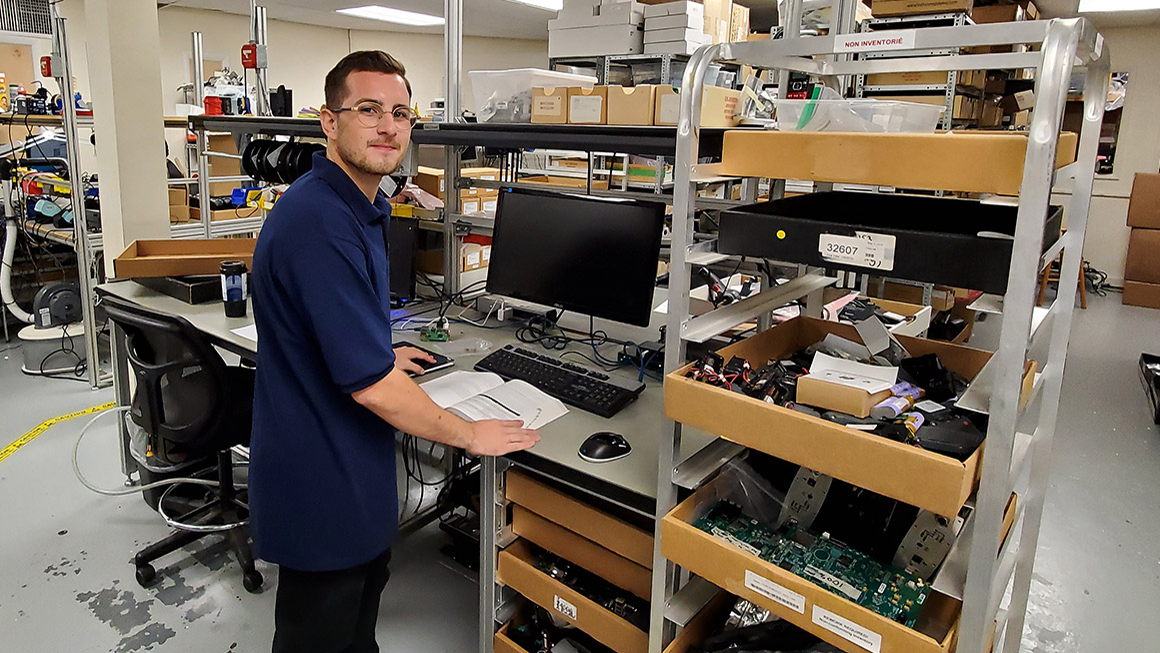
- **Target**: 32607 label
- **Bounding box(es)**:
[818,232,896,271]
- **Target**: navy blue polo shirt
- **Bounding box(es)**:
[249,152,398,571]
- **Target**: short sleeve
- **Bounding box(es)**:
[282,235,395,394]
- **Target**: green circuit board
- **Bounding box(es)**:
[693,501,930,627]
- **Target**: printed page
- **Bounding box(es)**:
[418,371,504,409]
[449,380,568,430]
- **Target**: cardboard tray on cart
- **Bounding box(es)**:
[718,131,1078,196]
[717,192,1064,295]
[664,316,1034,517]
[661,474,1019,653]
[113,238,256,280]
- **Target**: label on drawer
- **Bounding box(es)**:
[553,595,578,621]
[818,232,896,271]
[570,95,604,123]
[744,570,806,614]
[812,605,882,653]
[835,30,916,54]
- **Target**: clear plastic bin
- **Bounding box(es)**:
[772,98,946,133]
[468,68,597,123]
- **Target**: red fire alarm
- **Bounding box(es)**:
[241,43,266,69]
[40,55,53,78]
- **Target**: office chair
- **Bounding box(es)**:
[101,295,263,593]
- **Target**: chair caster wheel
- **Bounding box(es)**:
[243,570,263,593]
[136,564,157,587]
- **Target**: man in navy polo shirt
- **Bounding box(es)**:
[250,51,539,653]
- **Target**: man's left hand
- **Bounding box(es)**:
[395,347,437,375]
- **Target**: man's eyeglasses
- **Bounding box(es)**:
[332,102,417,129]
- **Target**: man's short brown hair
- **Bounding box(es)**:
[324,50,412,109]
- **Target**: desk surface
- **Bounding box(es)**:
[95,280,716,514]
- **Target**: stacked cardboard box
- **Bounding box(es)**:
[643,1,708,54]
[414,166,500,213]
[548,0,645,58]
[872,0,972,17]
[1124,173,1160,309]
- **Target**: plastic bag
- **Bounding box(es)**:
[427,337,493,358]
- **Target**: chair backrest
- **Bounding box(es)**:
[101,294,234,463]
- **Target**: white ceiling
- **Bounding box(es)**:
[160,0,555,40]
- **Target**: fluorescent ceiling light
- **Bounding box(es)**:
[1079,0,1160,11]
[336,5,445,26]
[504,0,565,10]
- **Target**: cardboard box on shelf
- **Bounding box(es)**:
[414,166,501,199]
[980,96,1004,127]
[607,84,657,125]
[644,26,702,43]
[521,175,611,190]
[866,280,957,312]
[1001,89,1035,113]
[567,85,608,124]
[702,0,733,43]
[190,204,262,222]
[644,12,700,30]
[206,133,242,196]
[865,70,948,86]
[654,84,740,127]
[872,0,973,17]
[1125,228,1160,285]
[643,0,704,20]
[644,39,707,55]
[548,23,644,58]
[530,86,571,124]
[460,242,491,271]
[1127,173,1160,229]
[114,238,257,280]
[729,3,750,42]
[971,3,1031,24]
[984,73,1007,95]
[460,189,500,215]
[550,0,644,29]
[1123,280,1160,309]
[1012,109,1031,127]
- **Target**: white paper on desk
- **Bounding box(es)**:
[419,371,505,409]
[231,324,258,342]
[807,352,897,394]
[448,380,567,431]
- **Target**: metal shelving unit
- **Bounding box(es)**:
[653,17,1107,653]
[550,52,695,87]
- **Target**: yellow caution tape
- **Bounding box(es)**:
[0,401,116,465]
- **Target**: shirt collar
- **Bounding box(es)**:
[310,151,392,225]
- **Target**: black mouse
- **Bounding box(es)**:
[579,432,632,463]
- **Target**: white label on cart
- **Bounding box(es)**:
[804,566,862,601]
[569,95,604,123]
[744,570,806,614]
[812,605,882,653]
[835,30,916,54]
[818,233,896,271]
[915,400,946,413]
[553,595,578,621]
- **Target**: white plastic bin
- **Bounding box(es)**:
[468,68,597,123]
[772,98,946,133]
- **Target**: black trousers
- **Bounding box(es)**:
[272,549,392,653]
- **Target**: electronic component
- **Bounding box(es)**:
[532,548,649,631]
[694,500,930,627]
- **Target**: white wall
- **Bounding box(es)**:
[1053,26,1160,285]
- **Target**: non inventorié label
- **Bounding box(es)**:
[553,595,578,621]
[812,605,882,653]
[835,30,916,54]
[818,232,896,271]
[744,570,806,614]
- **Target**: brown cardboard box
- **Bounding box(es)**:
[169,204,191,224]
[567,86,608,125]
[729,2,750,42]
[796,374,893,418]
[1001,89,1035,113]
[873,0,972,17]
[702,0,732,43]
[493,623,526,653]
[971,3,1029,23]
[661,478,1019,653]
[664,316,1035,516]
[654,84,740,127]
[1127,173,1160,229]
[190,205,262,222]
[720,130,1077,195]
[866,280,957,312]
[414,166,501,198]
[865,70,949,86]
[498,540,648,653]
[1123,280,1160,309]
[531,86,570,124]
[984,73,1007,95]
[521,175,610,190]
[1125,228,1160,284]
[506,470,653,568]
[662,593,736,653]
[1012,109,1031,127]
[459,188,500,214]
[980,96,1004,127]
[512,506,651,600]
[206,133,242,196]
[114,238,256,279]
[607,85,657,125]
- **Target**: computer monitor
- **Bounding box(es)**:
[487,188,665,327]
[388,216,418,303]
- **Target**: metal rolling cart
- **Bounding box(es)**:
[652,17,1107,653]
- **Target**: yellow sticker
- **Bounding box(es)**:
[776,229,787,240]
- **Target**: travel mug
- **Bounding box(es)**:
[220,260,248,318]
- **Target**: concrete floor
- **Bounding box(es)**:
[0,291,1157,652]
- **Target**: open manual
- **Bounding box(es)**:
[419,371,568,431]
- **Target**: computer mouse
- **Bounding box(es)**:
[579,432,632,463]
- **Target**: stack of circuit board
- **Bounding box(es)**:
[694,500,930,627]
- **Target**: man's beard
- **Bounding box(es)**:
[336,136,402,177]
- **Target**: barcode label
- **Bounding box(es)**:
[553,595,578,621]
[744,570,806,614]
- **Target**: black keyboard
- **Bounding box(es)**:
[474,345,645,419]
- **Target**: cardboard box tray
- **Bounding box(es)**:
[661,476,1019,653]
[718,131,1078,196]
[717,191,1063,295]
[114,239,256,280]
[498,540,649,653]
[665,316,1033,517]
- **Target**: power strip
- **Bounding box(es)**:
[475,295,512,322]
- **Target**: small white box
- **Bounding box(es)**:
[645,13,701,30]
[560,0,601,19]
[549,24,644,58]
[643,1,704,20]
[644,39,704,55]
[644,27,702,44]
[553,0,643,28]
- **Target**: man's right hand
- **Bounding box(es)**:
[467,419,540,456]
